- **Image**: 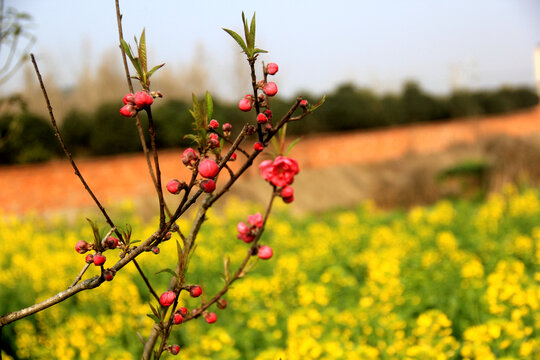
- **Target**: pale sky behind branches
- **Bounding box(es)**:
[3,0,540,100]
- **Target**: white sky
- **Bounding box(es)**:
[3,0,540,99]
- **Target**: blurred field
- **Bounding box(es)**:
[0,106,540,216]
[1,186,539,359]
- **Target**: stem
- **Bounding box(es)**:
[115,0,172,220]
[248,58,263,143]
[69,263,90,288]
[146,107,166,228]
[30,54,124,241]
[133,260,160,303]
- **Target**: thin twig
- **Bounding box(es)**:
[248,57,264,143]
[146,107,166,228]
[133,260,160,302]
[69,263,90,288]
[30,54,123,242]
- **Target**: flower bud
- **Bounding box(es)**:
[222,123,232,136]
[200,179,216,193]
[205,312,217,324]
[209,119,219,129]
[173,313,184,324]
[104,269,116,281]
[159,291,176,307]
[217,298,228,310]
[166,179,184,195]
[207,133,220,149]
[254,142,264,151]
[264,109,273,120]
[93,253,106,266]
[190,285,202,298]
[198,158,219,178]
[120,104,136,118]
[257,245,273,260]
[246,125,256,135]
[123,93,135,105]
[103,236,118,249]
[238,97,252,112]
[229,153,237,161]
[281,186,294,199]
[169,345,180,355]
[75,240,90,254]
[300,99,308,108]
[151,246,160,254]
[283,195,294,204]
[263,82,278,97]
[257,113,268,124]
[178,307,189,316]
[267,63,279,75]
[134,91,154,109]
[182,148,199,167]
[85,254,94,264]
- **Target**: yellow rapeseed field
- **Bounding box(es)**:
[1,185,539,359]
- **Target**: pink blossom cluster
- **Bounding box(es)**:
[259,156,299,188]
[120,91,154,117]
[237,212,263,243]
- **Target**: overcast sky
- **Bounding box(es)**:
[3,0,540,99]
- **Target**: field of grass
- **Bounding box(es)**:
[1,185,539,359]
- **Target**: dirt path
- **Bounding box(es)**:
[1,107,539,214]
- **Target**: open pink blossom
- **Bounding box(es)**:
[247,213,263,228]
[237,221,255,243]
[259,156,299,187]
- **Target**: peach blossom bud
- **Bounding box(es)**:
[166,179,184,195]
[205,312,217,324]
[159,291,176,307]
[254,142,264,151]
[257,245,273,260]
[209,119,219,129]
[267,63,279,75]
[190,285,202,297]
[75,240,90,254]
[198,158,219,178]
[182,148,198,167]
[263,82,278,96]
[300,99,308,108]
[120,104,136,118]
[238,97,252,112]
[134,91,154,109]
[93,253,106,266]
[200,179,216,193]
[257,113,268,124]
[123,93,135,105]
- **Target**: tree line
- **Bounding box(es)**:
[0,81,537,164]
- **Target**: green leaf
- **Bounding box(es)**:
[222,28,247,54]
[155,268,178,278]
[130,240,141,245]
[120,39,134,61]
[183,134,200,146]
[147,63,165,78]
[249,12,256,50]
[241,12,251,50]
[205,91,213,122]
[176,239,183,266]
[148,303,160,318]
[309,95,327,112]
[253,48,268,55]
[86,218,101,250]
[285,137,302,156]
[132,57,144,80]
[190,94,205,129]
[270,136,280,155]
[138,28,147,73]
[146,314,160,323]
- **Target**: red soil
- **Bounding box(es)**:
[1,107,539,214]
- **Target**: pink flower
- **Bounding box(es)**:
[248,213,263,228]
[134,91,154,109]
[259,156,299,187]
[237,221,255,243]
